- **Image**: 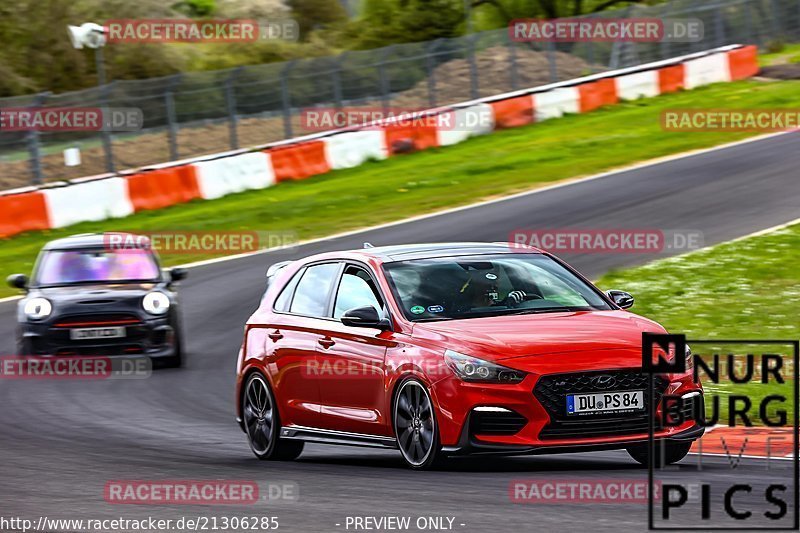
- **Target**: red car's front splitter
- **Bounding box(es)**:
[430,373,704,455]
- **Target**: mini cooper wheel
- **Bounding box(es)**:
[17,338,32,356]
[161,334,183,369]
[243,373,304,461]
[393,379,442,470]
[626,441,692,467]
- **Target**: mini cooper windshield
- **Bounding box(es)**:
[383,253,612,321]
[35,248,161,286]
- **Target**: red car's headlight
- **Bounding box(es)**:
[444,349,526,384]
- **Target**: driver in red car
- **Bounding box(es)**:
[459,268,530,309]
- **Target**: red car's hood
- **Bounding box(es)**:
[411,310,667,364]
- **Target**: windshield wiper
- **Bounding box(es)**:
[504,307,582,315]
[414,307,590,321]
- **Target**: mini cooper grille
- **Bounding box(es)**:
[470,409,527,436]
[53,314,144,328]
[534,370,670,440]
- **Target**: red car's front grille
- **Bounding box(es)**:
[534,370,670,440]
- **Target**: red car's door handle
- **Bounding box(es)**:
[318,337,336,349]
[268,330,284,341]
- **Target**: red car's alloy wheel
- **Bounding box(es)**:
[243,373,304,461]
[243,373,275,456]
[394,380,439,468]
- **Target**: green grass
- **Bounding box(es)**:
[759,42,800,66]
[2,79,800,300]
[597,224,800,425]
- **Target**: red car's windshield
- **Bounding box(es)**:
[383,253,611,321]
[35,248,161,285]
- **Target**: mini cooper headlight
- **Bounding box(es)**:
[444,349,526,384]
[23,298,52,320]
[142,291,170,315]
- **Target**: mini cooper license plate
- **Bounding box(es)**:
[566,390,644,415]
[69,327,126,341]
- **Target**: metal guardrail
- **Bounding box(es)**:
[0,0,797,188]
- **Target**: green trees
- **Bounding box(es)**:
[0,0,182,95]
[358,0,464,47]
[286,0,348,35]
[0,0,650,97]
[338,0,648,49]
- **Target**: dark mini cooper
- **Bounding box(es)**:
[7,233,187,367]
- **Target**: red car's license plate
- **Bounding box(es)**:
[566,390,644,415]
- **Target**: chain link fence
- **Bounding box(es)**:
[1,0,797,189]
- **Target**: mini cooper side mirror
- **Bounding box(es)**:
[169,268,188,282]
[606,289,634,309]
[7,274,28,290]
[341,306,391,330]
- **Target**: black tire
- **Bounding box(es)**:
[17,338,31,356]
[242,373,304,461]
[393,379,443,470]
[626,441,692,467]
[151,331,183,368]
[160,335,183,369]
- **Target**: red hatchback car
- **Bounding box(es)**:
[235,243,703,469]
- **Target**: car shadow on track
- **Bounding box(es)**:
[293,449,650,473]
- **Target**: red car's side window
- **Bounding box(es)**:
[273,267,304,312]
[332,266,384,319]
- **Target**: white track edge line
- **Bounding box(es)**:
[176,129,794,270]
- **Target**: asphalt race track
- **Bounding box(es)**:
[1,132,799,532]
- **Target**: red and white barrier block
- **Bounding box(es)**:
[324,130,387,169]
[194,152,275,200]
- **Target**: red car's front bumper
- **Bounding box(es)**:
[430,369,703,455]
